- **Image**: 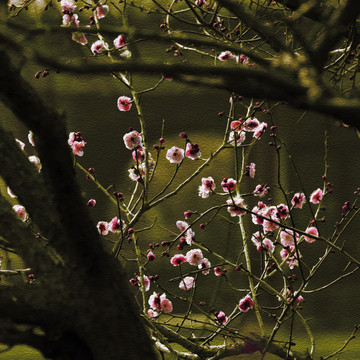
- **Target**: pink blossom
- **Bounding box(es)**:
[218,51,235,61]
[68,132,86,156]
[12,205,28,222]
[72,32,88,45]
[147,309,159,319]
[237,55,248,65]
[251,202,267,225]
[198,177,215,198]
[28,130,35,146]
[96,5,109,19]
[123,130,142,150]
[276,204,289,220]
[214,266,222,276]
[198,258,211,275]
[166,146,184,164]
[147,250,156,261]
[239,295,254,312]
[132,146,146,162]
[304,226,318,243]
[109,216,124,233]
[186,249,203,266]
[61,0,76,12]
[221,178,237,192]
[226,195,246,216]
[148,292,161,310]
[179,276,195,290]
[253,122,268,139]
[97,221,109,235]
[251,232,274,253]
[280,230,299,247]
[291,192,306,209]
[195,0,206,6]
[310,188,323,204]
[128,159,155,182]
[244,118,260,131]
[114,34,126,49]
[254,184,268,197]
[280,246,299,269]
[62,13,79,26]
[185,143,201,160]
[230,119,245,132]
[117,96,132,112]
[159,293,173,313]
[258,205,279,232]
[176,221,195,245]
[245,162,256,178]
[228,131,245,146]
[15,139,25,151]
[215,311,228,325]
[137,275,150,292]
[91,40,107,54]
[170,254,187,266]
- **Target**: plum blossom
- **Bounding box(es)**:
[218,51,235,61]
[198,177,215,198]
[72,32,88,45]
[62,13,79,27]
[239,295,254,312]
[253,122,268,139]
[91,40,107,54]
[61,0,79,26]
[198,258,211,275]
[160,296,173,313]
[170,254,187,266]
[185,143,201,160]
[114,34,126,49]
[166,146,184,164]
[97,221,109,235]
[149,292,173,313]
[280,246,299,269]
[291,192,306,209]
[228,131,245,146]
[253,184,268,197]
[179,276,195,290]
[215,311,228,325]
[117,96,132,112]
[244,118,260,131]
[304,226,318,243]
[230,119,245,132]
[214,266,222,276]
[13,205,28,222]
[132,146,146,162]
[226,195,246,217]
[123,130,142,150]
[310,188,323,204]
[251,232,274,253]
[186,249,203,266]
[68,132,86,156]
[245,162,256,178]
[136,275,150,292]
[96,4,109,19]
[147,309,159,319]
[176,220,195,245]
[108,216,124,233]
[276,204,289,220]
[195,0,206,6]
[128,159,155,182]
[251,202,267,225]
[280,230,299,247]
[147,250,156,261]
[221,178,237,192]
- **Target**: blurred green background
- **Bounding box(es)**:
[1,1,360,358]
